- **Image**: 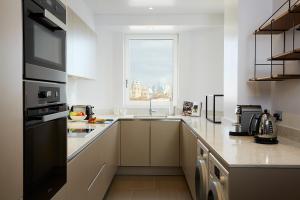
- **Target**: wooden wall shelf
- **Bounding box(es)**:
[256,4,300,35]
[251,0,300,82]
[249,74,300,82]
[268,48,300,60]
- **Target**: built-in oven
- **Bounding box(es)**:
[24,80,67,200]
[23,0,67,83]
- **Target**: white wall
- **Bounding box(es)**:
[223,0,300,131]
[68,26,225,114]
[270,0,300,130]
[223,0,239,121]
[68,13,225,114]
[0,0,23,199]
[95,26,224,113]
[237,0,273,108]
[178,27,224,108]
[223,0,273,121]
[67,30,121,114]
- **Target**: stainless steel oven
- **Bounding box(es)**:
[23,0,66,83]
[24,80,67,200]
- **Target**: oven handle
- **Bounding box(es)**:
[44,9,66,31]
[41,111,69,122]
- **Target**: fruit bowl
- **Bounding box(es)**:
[69,115,87,121]
[69,112,87,121]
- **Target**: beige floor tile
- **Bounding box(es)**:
[105,188,132,200]
[111,176,155,191]
[131,189,159,200]
[105,176,192,200]
[155,176,189,191]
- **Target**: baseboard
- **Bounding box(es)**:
[116,167,184,176]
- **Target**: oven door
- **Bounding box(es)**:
[24,0,66,83]
[24,111,67,200]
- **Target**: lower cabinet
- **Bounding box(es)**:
[65,122,120,200]
[181,123,197,200]
[87,164,107,200]
[120,120,180,167]
[151,121,180,167]
[121,120,151,166]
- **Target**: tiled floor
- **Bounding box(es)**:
[105,176,192,200]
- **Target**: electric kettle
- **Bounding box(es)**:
[249,109,279,144]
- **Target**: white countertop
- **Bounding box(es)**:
[182,117,300,168]
[67,117,119,161]
[67,115,300,168]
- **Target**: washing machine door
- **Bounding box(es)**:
[195,159,208,200]
[207,180,223,200]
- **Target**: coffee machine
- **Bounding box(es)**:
[230,105,262,136]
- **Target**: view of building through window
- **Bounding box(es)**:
[127,38,175,102]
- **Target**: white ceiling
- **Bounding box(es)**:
[83,0,224,15]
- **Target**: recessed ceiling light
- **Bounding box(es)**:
[149,7,153,10]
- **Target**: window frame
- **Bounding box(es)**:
[123,34,178,108]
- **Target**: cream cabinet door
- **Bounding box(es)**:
[181,123,197,200]
[87,164,107,200]
[151,121,180,167]
[67,122,120,200]
[66,146,92,200]
[88,122,120,200]
[121,120,151,166]
[67,8,97,79]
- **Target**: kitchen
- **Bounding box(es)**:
[1,0,300,200]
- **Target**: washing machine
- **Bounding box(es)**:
[195,139,209,200]
[207,154,229,200]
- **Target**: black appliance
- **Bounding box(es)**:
[229,105,262,136]
[23,0,67,83]
[70,105,95,120]
[24,80,67,200]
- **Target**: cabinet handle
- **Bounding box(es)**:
[87,163,106,191]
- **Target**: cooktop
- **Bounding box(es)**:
[67,128,95,138]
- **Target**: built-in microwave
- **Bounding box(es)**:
[23,0,67,83]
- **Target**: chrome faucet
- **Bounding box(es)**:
[149,98,156,116]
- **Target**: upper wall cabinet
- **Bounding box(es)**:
[67,8,97,79]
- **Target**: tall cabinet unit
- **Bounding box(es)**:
[181,123,198,200]
[0,1,23,200]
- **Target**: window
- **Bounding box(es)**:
[124,35,178,107]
